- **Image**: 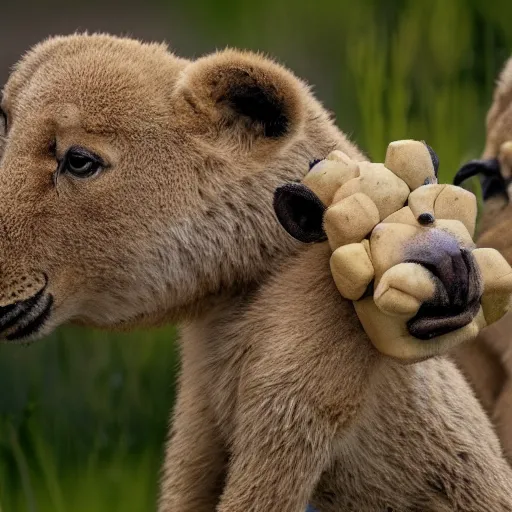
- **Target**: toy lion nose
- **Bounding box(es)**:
[404,230,482,340]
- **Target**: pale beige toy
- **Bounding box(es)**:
[274,140,512,362]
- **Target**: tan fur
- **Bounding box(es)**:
[1,34,512,511]
[453,55,512,465]
[477,57,512,235]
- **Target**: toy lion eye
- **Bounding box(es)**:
[61,146,105,179]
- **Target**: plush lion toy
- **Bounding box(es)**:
[274,140,512,362]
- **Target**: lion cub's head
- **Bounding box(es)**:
[0,33,359,341]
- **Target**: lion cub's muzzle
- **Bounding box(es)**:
[404,230,482,340]
[0,273,53,342]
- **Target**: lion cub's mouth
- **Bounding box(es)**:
[0,279,53,342]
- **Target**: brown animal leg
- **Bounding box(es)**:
[494,381,512,463]
[216,392,334,512]
[158,374,227,512]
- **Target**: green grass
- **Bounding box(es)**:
[0,326,178,511]
[1,0,512,510]
[0,426,161,512]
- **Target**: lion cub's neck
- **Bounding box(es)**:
[181,245,297,338]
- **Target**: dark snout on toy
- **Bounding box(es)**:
[404,229,482,340]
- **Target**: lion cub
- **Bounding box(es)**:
[0,34,511,511]
[453,55,512,465]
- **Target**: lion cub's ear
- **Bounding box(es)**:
[174,49,306,150]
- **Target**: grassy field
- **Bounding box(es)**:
[0,326,178,511]
[1,0,512,511]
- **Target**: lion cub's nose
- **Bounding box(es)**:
[417,212,435,226]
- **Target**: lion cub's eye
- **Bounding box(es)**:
[61,146,105,179]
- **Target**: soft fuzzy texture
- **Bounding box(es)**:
[453,55,512,466]
[1,34,512,510]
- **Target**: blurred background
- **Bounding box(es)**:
[1,0,511,510]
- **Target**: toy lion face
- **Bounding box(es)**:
[274,140,512,362]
